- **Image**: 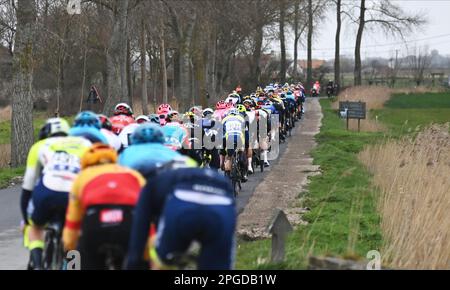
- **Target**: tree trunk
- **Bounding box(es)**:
[140,21,148,115]
[354,0,366,86]
[279,0,287,83]
[127,38,133,109]
[178,16,196,112]
[11,0,36,167]
[293,0,300,79]
[307,0,313,91]
[206,26,217,102]
[80,27,88,112]
[335,0,341,86]
[252,21,264,89]
[160,25,168,104]
[103,0,129,116]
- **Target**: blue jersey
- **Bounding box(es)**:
[161,124,187,150]
[119,143,184,175]
[69,126,108,144]
[126,168,235,270]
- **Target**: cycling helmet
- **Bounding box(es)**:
[39,118,70,140]
[226,102,234,109]
[136,115,150,124]
[228,108,239,116]
[237,104,246,113]
[243,99,254,108]
[167,110,180,122]
[189,106,202,116]
[130,123,165,145]
[216,100,227,110]
[148,114,160,125]
[157,104,172,114]
[114,103,133,117]
[74,111,101,129]
[202,108,214,118]
[98,114,112,131]
[81,143,118,170]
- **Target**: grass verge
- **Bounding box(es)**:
[0,167,25,189]
[236,99,383,269]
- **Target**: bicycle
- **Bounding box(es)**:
[42,220,65,270]
[99,244,125,270]
[252,148,264,173]
[225,150,242,198]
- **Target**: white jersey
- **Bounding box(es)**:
[225,96,240,105]
[25,137,92,193]
[118,123,140,149]
[101,129,122,151]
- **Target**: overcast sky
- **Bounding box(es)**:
[276,0,450,60]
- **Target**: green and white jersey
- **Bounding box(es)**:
[22,136,92,193]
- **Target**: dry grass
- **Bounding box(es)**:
[359,124,450,269]
[332,86,391,132]
[0,144,11,168]
[0,106,11,122]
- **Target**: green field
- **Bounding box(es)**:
[376,92,450,134]
[236,100,383,269]
[237,91,450,269]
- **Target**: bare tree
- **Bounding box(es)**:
[11,0,36,167]
[100,0,130,116]
[292,0,308,79]
[307,0,313,90]
[334,0,341,86]
[407,46,431,86]
[0,0,16,55]
[351,0,425,85]
[279,0,287,83]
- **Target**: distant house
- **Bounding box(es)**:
[297,59,326,71]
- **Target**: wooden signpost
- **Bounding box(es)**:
[339,101,367,132]
[266,209,293,263]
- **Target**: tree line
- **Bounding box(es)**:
[0,0,425,166]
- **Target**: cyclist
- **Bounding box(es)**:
[221,108,248,182]
[225,92,241,106]
[148,114,160,125]
[119,123,196,178]
[69,111,109,144]
[157,104,172,126]
[22,118,92,270]
[63,144,145,270]
[21,118,70,252]
[213,101,229,121]
[118,115,150,150]
[200,108,220,169]
[99,114,121,151]
[161,111,189,152]
[125,167,236,270]
[110,103,135,135]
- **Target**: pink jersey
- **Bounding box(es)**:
[213,109,229,121]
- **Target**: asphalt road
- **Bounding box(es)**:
[0,112,296,270]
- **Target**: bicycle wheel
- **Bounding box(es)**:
[43,231,54,270]
[231,154,240,197]
[52,236,64,270]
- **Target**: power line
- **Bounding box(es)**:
[311,33,450,52]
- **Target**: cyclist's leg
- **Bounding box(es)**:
[153,199,197,269]
[197,205,236,270]
[78,205,133,270]
[29,180,68,270]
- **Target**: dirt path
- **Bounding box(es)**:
[237,97,323,240]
